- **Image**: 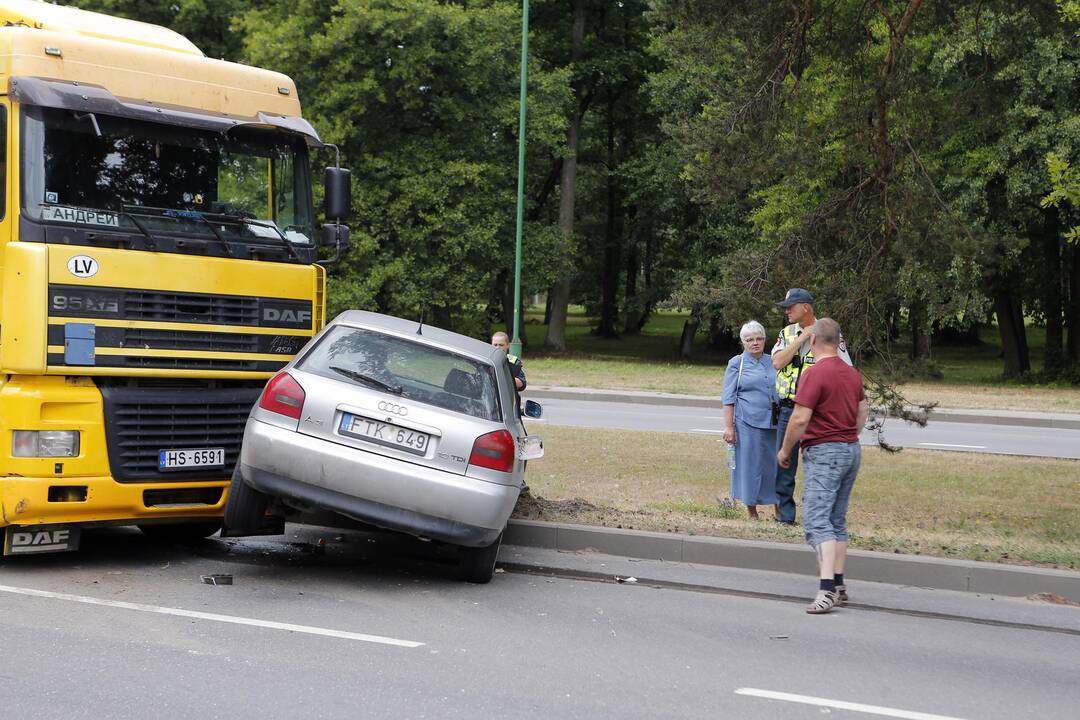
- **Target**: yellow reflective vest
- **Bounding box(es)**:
[772,323,852,400]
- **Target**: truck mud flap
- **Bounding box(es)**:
[3,524,81,555]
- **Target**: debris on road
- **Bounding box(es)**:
[614,576,637,584]
[201,574,233,586]
[1028,592,1080,607]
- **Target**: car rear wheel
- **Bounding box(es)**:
[138,520,222,543]
[223,468,270,535]
[459,531,503,584]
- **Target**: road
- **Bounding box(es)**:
[1,526,1077,719]
[529,398,1080,459]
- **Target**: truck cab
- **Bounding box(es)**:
[0,0,332,553]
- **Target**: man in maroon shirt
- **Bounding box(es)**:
[777,318,868,614]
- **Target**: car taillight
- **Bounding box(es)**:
[469,429,515,473]
[259,372,306,420]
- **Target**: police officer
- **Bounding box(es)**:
[491,331,527,391]
[771,289,851,524]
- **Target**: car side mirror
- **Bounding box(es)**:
[324,166,352,222]
[522,399,543,419]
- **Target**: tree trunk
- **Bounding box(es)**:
[1040,211,1064,375]
[596,97,622,339]
[623,241,642,335]
[432,305,453,331]
[639,226,654,331]
[994,289,1029,379]
[545,280,571,351]
[678,311,701,360]
[497,269,513,337]
[909,301,931,361]
[1068,243,1080,363]
[543,0,587,352]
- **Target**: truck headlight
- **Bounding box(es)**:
[12,430,80,457]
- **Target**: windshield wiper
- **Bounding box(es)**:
[329,366,403,395]
[232,216,300,261]
[191,213,236,258]
[121,205,236,257]
[114,211,157,251]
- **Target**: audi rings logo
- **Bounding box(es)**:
[378,401,408,416]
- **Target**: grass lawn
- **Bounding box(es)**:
[512,425,1080,570]
[518,307,1080,413]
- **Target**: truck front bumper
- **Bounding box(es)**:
[0,475,228,528]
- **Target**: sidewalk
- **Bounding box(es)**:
[525,385,1080,430]
[498,541,1080,634]
[505,519,1080,605]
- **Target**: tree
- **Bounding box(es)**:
[237,0,568,333]
[70,0,252,60]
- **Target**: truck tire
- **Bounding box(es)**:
[459,531,503,584]
[138,520,222,543]
[222,468,270,536]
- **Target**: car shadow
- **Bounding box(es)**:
[1,523,469,586]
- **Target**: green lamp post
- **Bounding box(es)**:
[510,0,529,358]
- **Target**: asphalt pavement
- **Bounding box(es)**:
[1,525,1078,719]
[525,394,1080,459]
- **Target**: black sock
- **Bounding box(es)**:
[834,573,844,586]
[819,578,836,593]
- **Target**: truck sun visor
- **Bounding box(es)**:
[8,76,323,146]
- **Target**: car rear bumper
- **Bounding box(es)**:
[240,419,519,547]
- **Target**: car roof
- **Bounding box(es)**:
[330,310,502,364]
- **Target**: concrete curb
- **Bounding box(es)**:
[525,386,1080,430]
[505,519,1080,602]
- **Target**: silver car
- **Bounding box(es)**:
[222,310,543,582]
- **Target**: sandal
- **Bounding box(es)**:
[836,584,848,605]
[806,590,839,614]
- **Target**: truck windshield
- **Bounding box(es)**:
[21,105,315,246]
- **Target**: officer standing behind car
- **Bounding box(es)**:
[771,289,851,525]
[491,331,527,391]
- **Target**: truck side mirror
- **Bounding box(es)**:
[322,223,350,249]
[324,167,352,222]
[317,223,351,267]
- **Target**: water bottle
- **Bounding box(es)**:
[726,442,736,471]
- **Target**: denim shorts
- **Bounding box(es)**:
[801,441,861,547]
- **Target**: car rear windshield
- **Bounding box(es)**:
[299,326,501,422]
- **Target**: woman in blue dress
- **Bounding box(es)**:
[721,320,780,519]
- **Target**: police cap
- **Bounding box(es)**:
[778,288,814,308]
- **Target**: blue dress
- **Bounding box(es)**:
[721,351,780,506]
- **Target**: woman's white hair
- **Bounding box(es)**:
[739,320,766,343]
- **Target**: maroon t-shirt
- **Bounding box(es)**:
[794,356,865,447]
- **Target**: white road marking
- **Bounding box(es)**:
[918,442,986,450]
[0,583,423,648]
[735,688,967,720]
[690,429,724,435]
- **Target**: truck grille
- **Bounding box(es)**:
[99,380,264,482]
[123,289,260,325]
[48,284,313,329]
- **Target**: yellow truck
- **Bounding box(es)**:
[0,0,350,554]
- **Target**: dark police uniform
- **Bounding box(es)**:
[507,353,527,391]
